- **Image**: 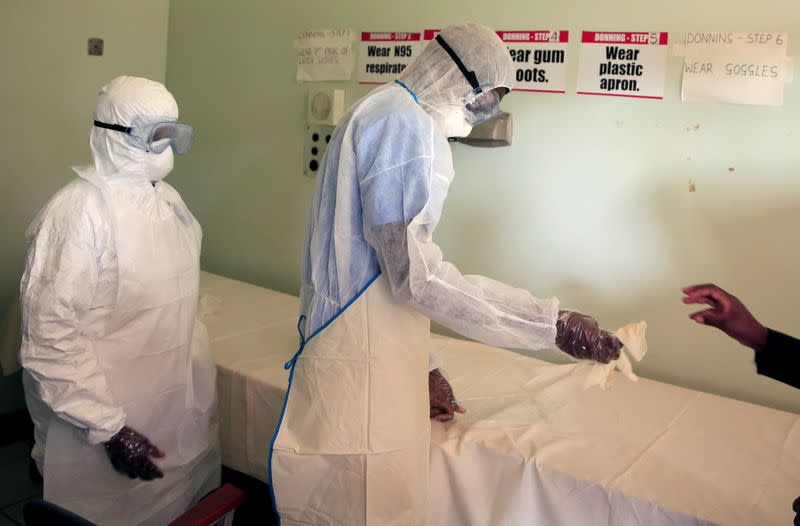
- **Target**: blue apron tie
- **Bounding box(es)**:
[284,315,307,370]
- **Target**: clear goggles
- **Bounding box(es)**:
[435,34,508,126]
[94,115,195,155]
[464,87,507,126]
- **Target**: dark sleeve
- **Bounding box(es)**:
[755,329,800,390]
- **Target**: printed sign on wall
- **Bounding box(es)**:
[358,32,423,85]
[423,29,441,42]
[674,32,793,107]
[577,31,669,99]
[499,30,569,93]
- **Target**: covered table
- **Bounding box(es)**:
[200,271,800,525]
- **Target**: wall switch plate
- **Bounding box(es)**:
[303,124,334,177]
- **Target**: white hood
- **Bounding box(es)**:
[74,75,179,185]
[397,23,515,137]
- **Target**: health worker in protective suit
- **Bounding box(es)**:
[269,24,622,525]
[20,76,220,526]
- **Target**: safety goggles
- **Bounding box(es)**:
[94,116,195,155]
[435,34,506,126]
[464,88,507,126]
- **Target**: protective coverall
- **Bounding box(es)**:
[20,76,220,526]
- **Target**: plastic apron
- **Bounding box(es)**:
[43,174,221,526]
[271,274,431,526]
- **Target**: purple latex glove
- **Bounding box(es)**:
[429,369,466,422]
[104,425,165,481]
[555,310,622,364]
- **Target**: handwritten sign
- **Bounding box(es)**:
[675,32,793,106]
[294,29,354,83]
[577,31,669,99]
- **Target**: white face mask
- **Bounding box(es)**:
[441,107,473,138]
[145,147,174,182]
[422,103,474,139]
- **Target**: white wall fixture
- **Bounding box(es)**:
[307,86,345,126]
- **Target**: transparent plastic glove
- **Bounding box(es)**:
[104,425,165,480]
[429,369,466,422]
[555,310,622,364]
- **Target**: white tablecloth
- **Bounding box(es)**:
[201,271,800,525]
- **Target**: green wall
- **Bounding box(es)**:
[0,0,170,411]
[167,1,800,414]
[4,1,792,415]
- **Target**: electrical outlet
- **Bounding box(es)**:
[303,124,334,177]
[88,38,104,56]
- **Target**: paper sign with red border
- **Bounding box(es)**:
[499,30,569,93]
[358,32,423,84]
[423,29,441,41]
[577,31,669,99]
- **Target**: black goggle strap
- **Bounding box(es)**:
[93,120,132,134]
[435,34,481,94]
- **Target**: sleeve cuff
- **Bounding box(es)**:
[545,298,560,348]
[754,328,800,390]
[429,341,443,372]
[756,328,784,372]
[86,415,126,445]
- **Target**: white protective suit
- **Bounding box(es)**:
[270,24,559,526]
[20,76,220,526]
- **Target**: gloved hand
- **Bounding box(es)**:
[555,310,622,364]
[429,369,466,422]
[104,426,165,480]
